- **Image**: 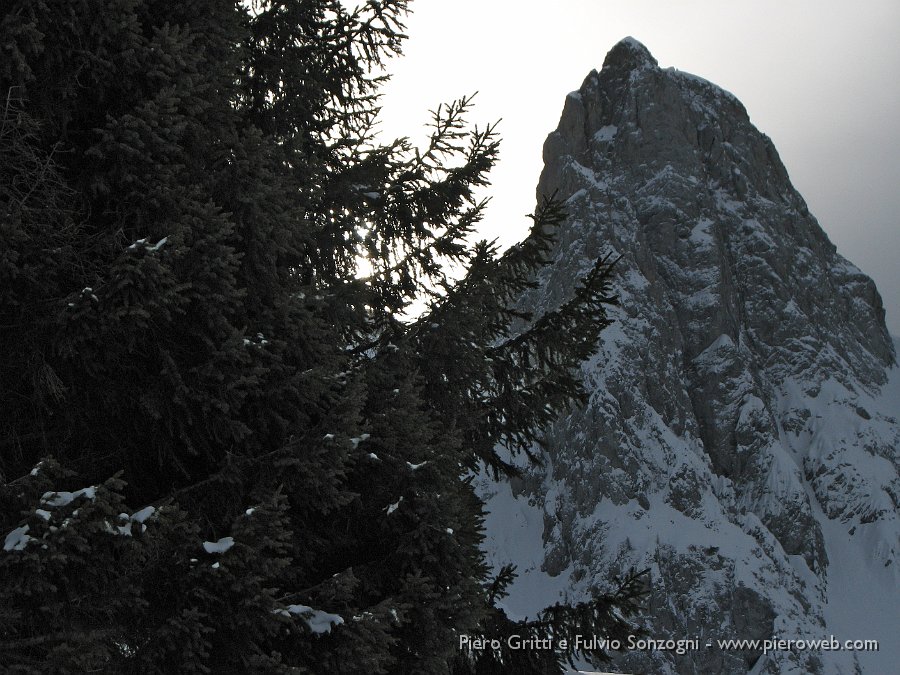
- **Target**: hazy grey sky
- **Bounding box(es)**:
[374,0,900,336]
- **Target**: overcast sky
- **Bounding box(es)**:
[373,0,900,336]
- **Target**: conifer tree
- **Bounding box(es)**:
[1,2,644,673]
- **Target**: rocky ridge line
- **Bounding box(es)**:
[480,37,899,675]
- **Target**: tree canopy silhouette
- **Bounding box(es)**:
[0,2,643,672]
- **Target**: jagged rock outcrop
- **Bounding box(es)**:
[479,38,899,675]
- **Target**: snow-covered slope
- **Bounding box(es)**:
[480,38,899,675]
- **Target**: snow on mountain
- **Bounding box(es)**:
[479,38,899,674]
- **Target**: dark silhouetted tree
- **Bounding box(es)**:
[0,2,642,673]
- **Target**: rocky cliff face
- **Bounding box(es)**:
[479,38,899,675]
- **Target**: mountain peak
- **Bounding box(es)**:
[494,42,900,674]
[602,36,658,71]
